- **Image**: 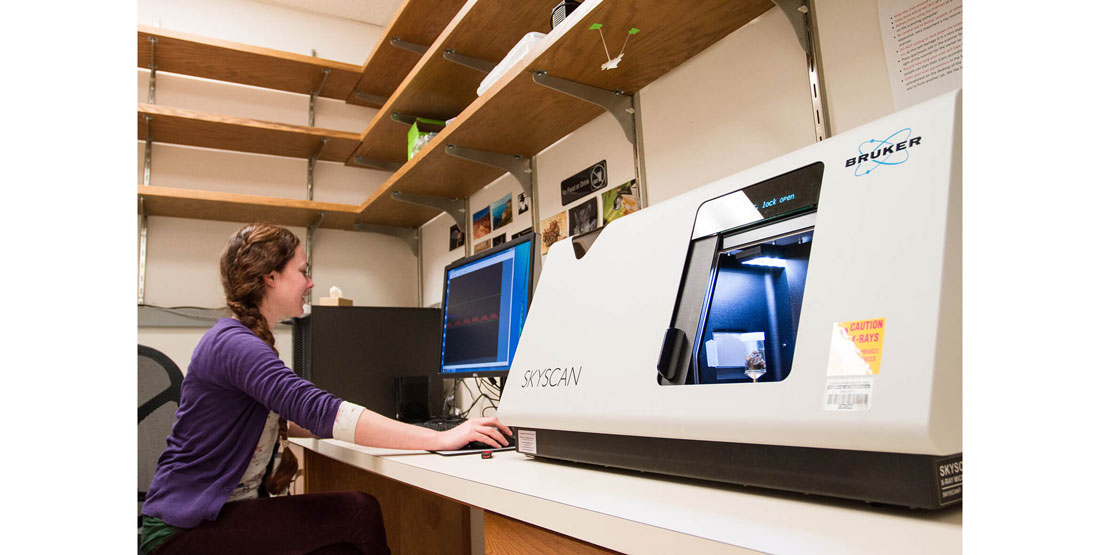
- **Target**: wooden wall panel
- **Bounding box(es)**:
[484,511,620,555]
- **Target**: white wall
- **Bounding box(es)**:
[814,0,895,133]
[137,0,381,63]
[639,6,817,204]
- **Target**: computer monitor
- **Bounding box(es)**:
[440,234,535,378]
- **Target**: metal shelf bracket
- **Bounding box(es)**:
[532,71,636,144]
[354,223,420,257]
[772,0,830,140]
[442,49,496,73]
[307,138,328,199]
[390,38,428,55]
[390,112,419,126]
[138,196,148,305]
[772,0,812,55]
[390,191,466,229]
[147,36,158,104]
[144,115,153,187]
[354,91,388,106]
[308,67,331,127]
[352,156,403,172]
[305,212,325,302]
[444,145,533,199]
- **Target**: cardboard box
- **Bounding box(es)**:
[318,296,353,306]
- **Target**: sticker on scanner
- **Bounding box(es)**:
[517,429,537,454]
[823,377,872,411]
[826,318,886,376]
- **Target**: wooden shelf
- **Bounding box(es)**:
[138,103,361,162]
[138,186,365,230]
[135,0,772,231]
[356,0,774,227]
[346,0,467,108]
[138,25,363,99]
[348,0,562,170]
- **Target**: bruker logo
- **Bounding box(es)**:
[845,128,922,176]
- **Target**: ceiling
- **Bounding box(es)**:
[256,0,403,27]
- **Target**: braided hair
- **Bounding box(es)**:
[219,223,301,495]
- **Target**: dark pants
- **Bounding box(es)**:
[153,491,390,555]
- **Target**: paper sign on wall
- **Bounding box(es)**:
[878,0,963,110]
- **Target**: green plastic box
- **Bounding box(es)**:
[407,117,447,160]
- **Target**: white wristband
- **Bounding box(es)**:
[333,401,366,443]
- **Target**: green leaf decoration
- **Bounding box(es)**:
[628,28,640,35]
[589,23,603,30]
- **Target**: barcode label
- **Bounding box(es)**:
[517,429,537,454]
[824,377,873,411]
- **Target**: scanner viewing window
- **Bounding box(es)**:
[658,162,823,386]
[440,235,534,378]
[696,229,813,384]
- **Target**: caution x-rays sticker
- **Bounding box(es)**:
[826,318,886,376]
[823,318,886,411]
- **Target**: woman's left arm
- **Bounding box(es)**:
[287,421,315,438]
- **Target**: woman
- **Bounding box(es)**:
[141,224,511,554]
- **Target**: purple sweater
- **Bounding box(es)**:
[142,318,343,528]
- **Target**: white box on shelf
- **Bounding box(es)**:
[477,32,547,97]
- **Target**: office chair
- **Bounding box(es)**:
[138,345,183,528]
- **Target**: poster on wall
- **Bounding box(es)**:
[473,239,491,253]
[602,180,641,224]
[517,192,530,215]
[449,224,465,251]
[491,193,513,229]
[472,206,492,239]
[539,211,568,255]
[560,160,608,205]
[492,233,506,247]
[568,197,600,236]
[877,0,962,110]
[513,227,533,239]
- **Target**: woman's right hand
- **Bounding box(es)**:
[435,417,512,450]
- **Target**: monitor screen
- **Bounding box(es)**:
[440,234,535,377]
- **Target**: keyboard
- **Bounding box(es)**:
[413,419,516,453]
[415,419,465,432]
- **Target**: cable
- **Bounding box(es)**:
[457,378,486,419]
[474,378,500,414]
[482,377,502,396]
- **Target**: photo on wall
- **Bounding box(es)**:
[517,192,530,215]
[602,179,641,224]
[492,233,506,247]
[449,224,465,251]
[568,197,599,236]
[473,239,491,253]
[539,211,568,255]
[472,206,492,239]
[513,227,533,239]
[491,193,513,229]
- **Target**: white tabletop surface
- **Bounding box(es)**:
[292,438,961,555]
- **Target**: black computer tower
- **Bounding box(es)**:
[292,306,445,421]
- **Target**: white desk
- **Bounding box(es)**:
[293,438,961,554]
